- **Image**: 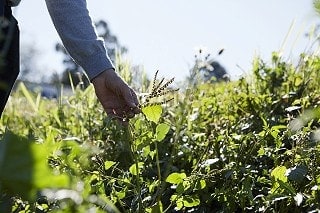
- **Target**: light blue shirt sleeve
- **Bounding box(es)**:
[45,0,115,80]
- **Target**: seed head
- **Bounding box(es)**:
[140,70,178,108]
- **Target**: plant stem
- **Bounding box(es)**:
[125,125,143,212]
[154,139,163,210]
[154,140,162,182]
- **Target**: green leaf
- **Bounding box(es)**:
[271,166,288,194]
[257,147,265,156]
[129,162,144,175]
[176,182,185,194]
[166,172,186,184]
[195,179,206,190]
[142,105,163,123]
[156,123,170,141]
[317,175,320,184]
[171,194,200,209]
[0,131,69,201]
[149,180,160,193]
[18,82,37,112]
[150,201,163,213]
[278,180,296,195]
[182,195,200,207]
[115,190,126,199]
[104,161,116,171]
[271,166,287,182]
[314,0,320,16]
[170,195,183,210]
[142,145,151,157]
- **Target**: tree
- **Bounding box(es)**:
[314,0,320,15]
[95,20,128,62]
[54,20,127,87]
[19,43,40,82]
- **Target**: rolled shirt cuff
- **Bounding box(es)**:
[81,51,115,81]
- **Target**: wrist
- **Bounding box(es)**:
[92,68,115,83]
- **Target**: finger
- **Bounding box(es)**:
[105,108,125,118]
[130,88,139,106]
[113,109,126,117]
[132,106,141,114]
[126,111,135,119]
[130,89,141,114]
[122,87,139,109]
[122,105,139,118]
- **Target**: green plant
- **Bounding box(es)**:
[2,49,320,212]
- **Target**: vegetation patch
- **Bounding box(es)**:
[1,51,320,212]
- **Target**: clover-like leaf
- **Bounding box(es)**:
[142,105,163,124]
[156,123,170,141]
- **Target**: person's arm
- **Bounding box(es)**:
[45,0,113,80]
[45,0,140,121]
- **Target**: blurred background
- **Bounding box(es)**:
[13,0,318,84]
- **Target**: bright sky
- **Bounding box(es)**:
[14,0,319,82]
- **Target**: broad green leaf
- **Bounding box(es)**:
[195,179,206,190]
[270,130,279,139]
[0,131,69,201]
[257,147,265,156]
[171,195,200,209]
[115,190,126,199]
[105,161,116,171]
[142,105,163,123]
[271,166,288,194]
[166,172,186,184]
[142,145,151,157]
[89,172,100,184]
[149,180,160,193]
[176,182,185,194]
[271,166,287,182]
[156,123,170,141]
[129,162,144,175]
[271,125,288,131]
[170,195,183,210]
[182,195,200,207]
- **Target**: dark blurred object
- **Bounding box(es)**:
[188,48,229,85]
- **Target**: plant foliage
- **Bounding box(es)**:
[1,51,320,212]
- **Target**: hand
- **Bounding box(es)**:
[92,69,140,123]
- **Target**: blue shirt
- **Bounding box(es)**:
[2,0,115,80]
[45,0,115,80]
[0,0,4,17]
